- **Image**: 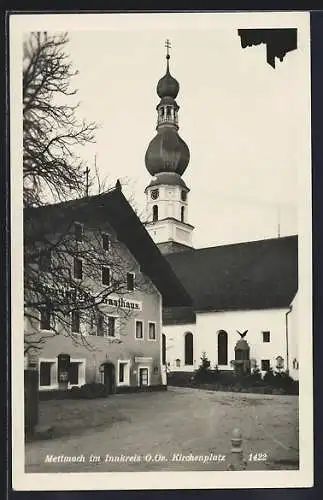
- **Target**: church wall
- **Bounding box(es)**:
[146,185,188,223]
[196,309,289,374]
[146,222,169,244]
[288,292,299,380]
[164,307,298,379]
[145,181,193,247]
[163,323,197,371]
[146,219,192,246]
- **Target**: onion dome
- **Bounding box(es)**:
[145,41,190,178]
[157,55,179,99]
[145,127,190,176]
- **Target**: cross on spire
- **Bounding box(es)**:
[84,166,90,197]
[165,39,171,58]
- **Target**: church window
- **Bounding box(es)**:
[166,106,171,117]
[261,359,270,371]
[153,205,158,221]
[181,206,185,222]
[175,358,181,367]
[217,330,228,365]
[184,332,193,365]
[181,190,187,201]
[262,331,270,342]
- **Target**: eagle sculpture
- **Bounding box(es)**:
[237,330,248,338]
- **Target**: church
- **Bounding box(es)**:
[142,43,299,381]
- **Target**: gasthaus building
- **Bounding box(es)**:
[24,184,191,394]
[142,47,299,381]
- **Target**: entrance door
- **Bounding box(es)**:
[139,367,149,387]
[103,363,115,394]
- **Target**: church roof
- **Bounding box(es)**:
[145,172,189,191]
[163,235,298,320]
[24,186,192,308]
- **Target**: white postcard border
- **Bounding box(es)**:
[10,11,313,491]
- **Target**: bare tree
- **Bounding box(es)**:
[23,32,96,207]
[23,32,150,354]
[24,201,151,354]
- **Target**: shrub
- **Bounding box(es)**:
[80,383,108,398]
[273,371,298,393]
[263,367,276,385]
[167,372,193,387]
[250,364,262,381]
[194,352,212,383]
[68,383,108,399]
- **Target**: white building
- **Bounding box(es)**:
[143,45,299,381]
[162,237,299,380]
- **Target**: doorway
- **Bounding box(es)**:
[101,362,116,394]
[139,367,149,387]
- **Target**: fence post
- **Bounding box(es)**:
[228,428,246,470]
[24,363,39,438]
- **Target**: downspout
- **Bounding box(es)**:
[285,305,293,373]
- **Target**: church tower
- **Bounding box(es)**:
[144,40,194,254]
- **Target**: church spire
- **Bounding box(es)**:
[144,41,194,253]
[145,40,190,177]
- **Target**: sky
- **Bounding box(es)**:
[26,14,311,248]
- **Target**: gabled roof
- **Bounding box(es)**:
[164,235,298,316]
[24,187,192,308]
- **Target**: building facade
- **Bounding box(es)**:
[161,236,299,380]
[24,185,191,393]
[164,304,299,380]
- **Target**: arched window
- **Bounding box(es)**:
[184,332,193,365]
[166,106,171,117]
[162,334,166,365]
[217,330,228,365]
[153,205,158,221]
[181,206,185,222]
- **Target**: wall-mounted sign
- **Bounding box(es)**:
[43,284,142,311]
[102,294,142,311]
[135,356,153,364]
